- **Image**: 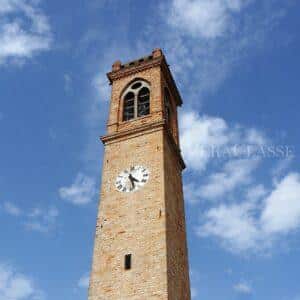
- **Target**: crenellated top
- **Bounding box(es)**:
[107,48,183,107]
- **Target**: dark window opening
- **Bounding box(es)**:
[138,87,150,117]
[123,92,135,121]
[164,88,172,125]
[132,82,142,89]
[125,254,132,270]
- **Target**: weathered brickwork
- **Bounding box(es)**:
[164,133,191,300]
[88,49,191,300]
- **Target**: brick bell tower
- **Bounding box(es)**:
[88,49,191,300]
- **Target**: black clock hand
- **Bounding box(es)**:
[128,174,139,189]
[129,174,139,182]
[132,177,139,183]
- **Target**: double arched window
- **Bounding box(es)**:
[122,80,150,121]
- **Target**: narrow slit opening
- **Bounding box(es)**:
[125,254,132,270]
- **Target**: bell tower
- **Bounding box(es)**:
[88,49,191,300]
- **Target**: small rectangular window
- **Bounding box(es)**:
[125,254,132,270]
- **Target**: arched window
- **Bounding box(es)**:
[122,80,150,121]
[138,87,150,117]
[123,92,135,121]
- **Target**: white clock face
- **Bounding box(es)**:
[115,166,150,193]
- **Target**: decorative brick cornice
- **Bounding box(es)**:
[100,120,186,170]
[101,120,163,143]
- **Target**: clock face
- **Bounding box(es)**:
[115,166,150,193]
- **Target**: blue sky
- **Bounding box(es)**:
[0,0,300,299]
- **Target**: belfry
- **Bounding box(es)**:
[88,49,191,300]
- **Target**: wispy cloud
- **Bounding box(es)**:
[0,0,52,65]
[92,71,110,103]
[78,273,89,289]
[245,184,268,202]
[2,202,59,234]
[3,202,22,217]
[199,158,260,200]
[24,207,59,233]
[59,173,97,205]
[234,281,253,294]
[166,0,253,39]
[191,287,198,299]
[0,263,44,300]
[271,155,294,180]
[63,73,72,93]
[189,268,201,300]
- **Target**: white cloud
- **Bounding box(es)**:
[261,173,300,234]
[48,128,57,141]
[92,71,110,102]
[2,200,59,233]
[199,158,260,200]
[246,128,268,145]
[189,268,201,300]
[191,287,198,299]
[180,111,267,173]
[246,184,268,202]
[271,156,294,179]
[167,0,252,39]
[64,74,72,92]
[197,172,300,254]
[0,0,51,65]
[25,207,59,233]
[78,273,89,289]
[3,202,22,217]
[198,201,261,252]
[0,0,17,14]
[0,263,44,300]
[180,112,229,172]
[234,281,252,294]
[59,173,97,205]
[184,182,204,205]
